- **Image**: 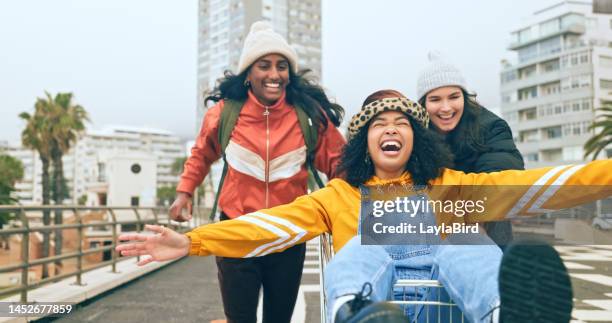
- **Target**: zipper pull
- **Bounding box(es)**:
[263,106,270,116]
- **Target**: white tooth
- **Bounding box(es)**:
[381,141,401,148]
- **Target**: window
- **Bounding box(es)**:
[601,79,612,89]
[541,59,560,72]
[541,82,561,95]
[519,44,538,62]
[541,149,563,162]
[601,56,612,68]
[543,126,562,139]
[540,18,560,36]
[519,107,537,121]
[131,197,139,206]
[580,52,589,64]
[561,13,584,29]
[525,153,539,162]
[582,99,592,111]
[97,163,106,182]
[518,65,536,79]
[518,86,538,100]
[565,35,585,49]
[561,55,568,67]
[580,75,591,88]
[582,121,592,135]
[562,74,592,91]
[539,36,562,56]
[520,129,539,142]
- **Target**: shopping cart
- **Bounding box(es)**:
[318,234,465,323]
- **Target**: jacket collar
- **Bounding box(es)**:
[247,90,287,110]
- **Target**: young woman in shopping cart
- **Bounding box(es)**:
[117,90,612,323]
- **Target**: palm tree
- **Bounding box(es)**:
[170,157,187,176]
[584,103,612,160]
[19,100,53,278]
[20,91,89,276]
[47,92,89,274]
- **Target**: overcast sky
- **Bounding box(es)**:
[0,0,562,143]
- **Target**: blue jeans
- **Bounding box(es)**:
[324,234,503,323]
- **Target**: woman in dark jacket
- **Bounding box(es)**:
[417,52,524,248]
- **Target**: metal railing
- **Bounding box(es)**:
[0,205,209,302]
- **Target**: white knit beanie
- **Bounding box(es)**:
[416,51,467,101]
[237,21,298,74]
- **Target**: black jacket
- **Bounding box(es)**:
[451,107,524,249]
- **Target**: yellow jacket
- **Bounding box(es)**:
[186,160,612,257]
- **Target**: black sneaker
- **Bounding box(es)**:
[498,240,573,323]
[334,283,406,323]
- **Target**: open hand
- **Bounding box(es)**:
[116,224,190,266]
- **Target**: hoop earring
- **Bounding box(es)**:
[364,151,372,166]
[244,80,251,87]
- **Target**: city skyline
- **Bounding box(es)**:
[1,0,561,143]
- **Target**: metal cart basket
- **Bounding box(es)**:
[318,234,465,323]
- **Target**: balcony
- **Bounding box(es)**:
[509,23,585,50]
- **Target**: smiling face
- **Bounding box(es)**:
[424,86,465,134]
[367,111,414,180]
[246,54,290,106]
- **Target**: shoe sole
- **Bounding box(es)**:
[499,240,573,323]
[349,302,407,323]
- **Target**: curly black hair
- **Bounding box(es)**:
[338,115,454,187]
[204,69,344,130]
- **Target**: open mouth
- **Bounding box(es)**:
[437,112,455,121]
[380,140,401,152]
[264,82,281,89]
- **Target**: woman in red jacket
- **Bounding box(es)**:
[169,21,345,323]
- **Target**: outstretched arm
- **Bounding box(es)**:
[186,188,334,258]
[116,224,190,266]
[117,183,340,265]
[442,159,612,222]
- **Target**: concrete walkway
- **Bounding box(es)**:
[45,239,323,323]
[49,257,225,323]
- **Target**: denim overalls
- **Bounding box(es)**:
[324,185,503,323]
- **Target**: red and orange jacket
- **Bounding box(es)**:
[177,91,346,218]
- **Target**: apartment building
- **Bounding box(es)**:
[500,1,612,168]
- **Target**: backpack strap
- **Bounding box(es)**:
[210,99,243,220]
[294,106,325,189]
[210,100,325,221]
